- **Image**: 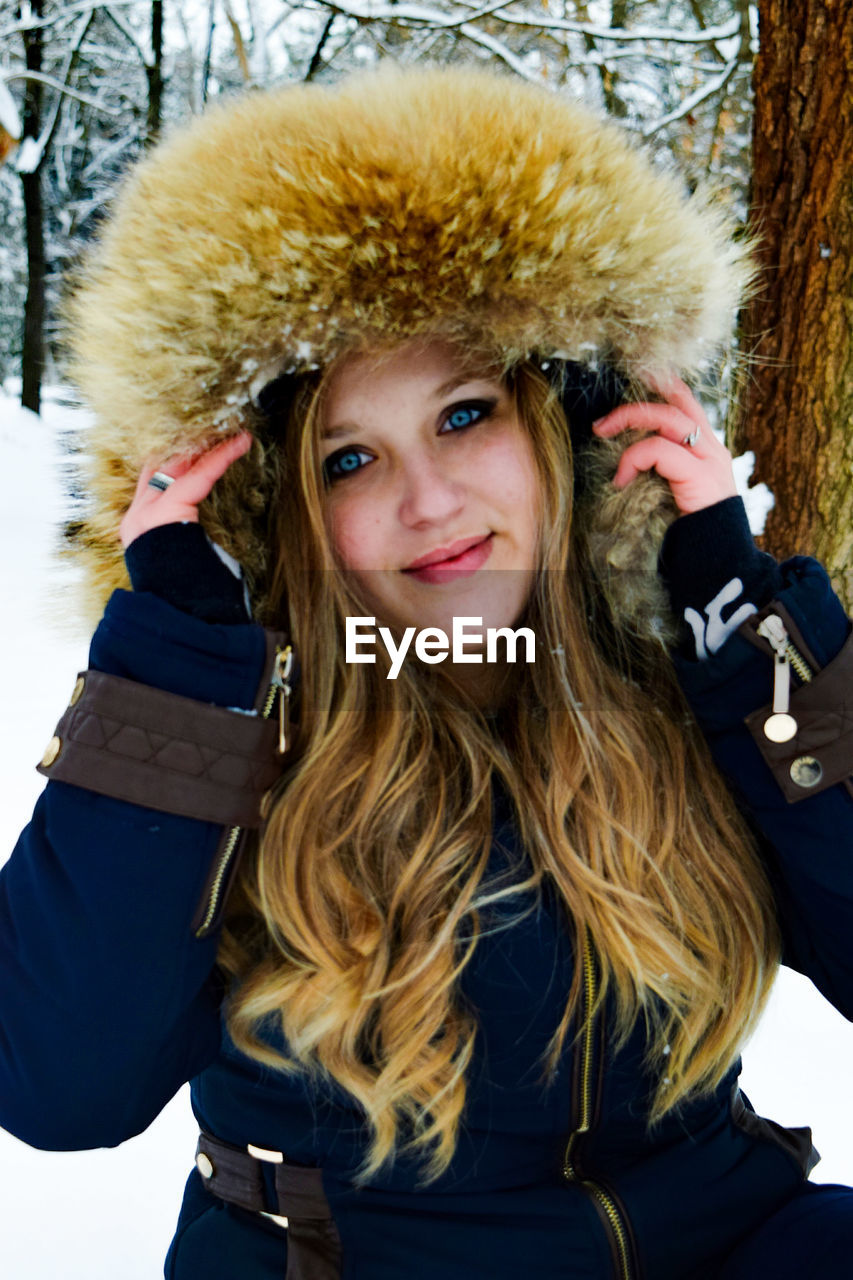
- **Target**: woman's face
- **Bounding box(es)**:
[318,338,543,667]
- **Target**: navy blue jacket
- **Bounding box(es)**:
[1,555,852,1280]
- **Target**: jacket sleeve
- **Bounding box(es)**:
[671,555,853,1019]
[0,589,277,1152]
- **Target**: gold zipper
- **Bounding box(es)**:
[564,929,597,1152]
[562,929,634,1280]
[195,825,244,939]
[194,645,292,940]
[586,1184,633,1280]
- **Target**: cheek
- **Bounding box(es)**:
[483,433,542,517]
[327,496,384,572]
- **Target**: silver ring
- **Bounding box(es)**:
[148,470,175,491]
[682,426,700,448]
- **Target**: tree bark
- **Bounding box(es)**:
[736,0,853,607]
[20,0,45,415]
[146,0,164,144]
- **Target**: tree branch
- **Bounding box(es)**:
[100,4,152,67]
[3,68,120,117]
[642,55,740,137]
[314,1,739,45]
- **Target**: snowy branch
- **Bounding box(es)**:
[314,0,739,45]
[0,76,21,140]
[641,56,741,137]
[12,8,101,174]
[100,5,152,67]
[312,0,539,78]
[2,70,122,116]
[0,0,141,39]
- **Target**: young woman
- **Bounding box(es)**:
[2,61,852,1280]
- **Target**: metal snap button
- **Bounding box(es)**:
[69,676,85,706]
[763,711,797,743]
[789,756,823,788]
[40,736,62,768]
[195,1152,215,1179]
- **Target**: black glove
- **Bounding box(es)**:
[658,495,783,660]
[124,522,252,625]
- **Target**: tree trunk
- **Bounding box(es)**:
[20,0,45,414]
[146,1,164,144]
[736,0,853,608]
[21,170,45,414]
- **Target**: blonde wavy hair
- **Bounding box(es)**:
[217,340,780,1186]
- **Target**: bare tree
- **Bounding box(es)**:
[146,0,164,143]
[19,0,44,412]
[0,1,763,409]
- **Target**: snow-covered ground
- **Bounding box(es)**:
[0,385,851,1278]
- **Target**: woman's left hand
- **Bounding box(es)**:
[591,372,738,515]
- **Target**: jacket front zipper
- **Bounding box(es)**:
[194,644,292,940]
[562,929,635,1280]
[753,614,813,744]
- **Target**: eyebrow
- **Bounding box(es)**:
[321,375,498,442]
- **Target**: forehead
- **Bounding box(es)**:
[320,337,506,416]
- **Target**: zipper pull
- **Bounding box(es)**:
[272,645,293,755]
[756,616,798,743]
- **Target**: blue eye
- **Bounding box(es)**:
[322,399,497,485]
[323,447,373,484]
[442,400,496,432]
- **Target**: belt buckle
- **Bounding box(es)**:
[247,1143,289,1229]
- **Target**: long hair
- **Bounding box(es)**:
[217,343,780,1186]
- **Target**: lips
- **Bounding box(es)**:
[402,533,494,583]
[403,534,492,571]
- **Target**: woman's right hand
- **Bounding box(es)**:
[119,430,253,549]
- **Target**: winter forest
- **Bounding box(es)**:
[1,2,852,1277]
[2,0,760,406]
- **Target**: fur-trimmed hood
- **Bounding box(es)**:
[63,59,755,628]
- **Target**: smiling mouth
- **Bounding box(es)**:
[401,533,494,582]
[403,534,492,572]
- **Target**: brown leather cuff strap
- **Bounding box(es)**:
[744,620,853,804]
[36,663,284,828]
[195,1131,342,1280]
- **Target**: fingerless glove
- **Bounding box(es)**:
[658,495,783,660]
[124,522,252,625]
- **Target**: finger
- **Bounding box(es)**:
[612,436,696,489]
[612,436,738,514]
[592,403,709,449]
[134,447,199,499]
[167,432,253,504]
[640,370,716,438]
[139,432,252,504]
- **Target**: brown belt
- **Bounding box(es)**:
[195,1130,342,1280]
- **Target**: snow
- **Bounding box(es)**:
[0,384,850,1276]
[13,134,43,175]
[0,78,21,141]
[0,386,198,1279]
[732,449,774,535]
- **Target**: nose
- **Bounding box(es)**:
[396,448,466,527]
